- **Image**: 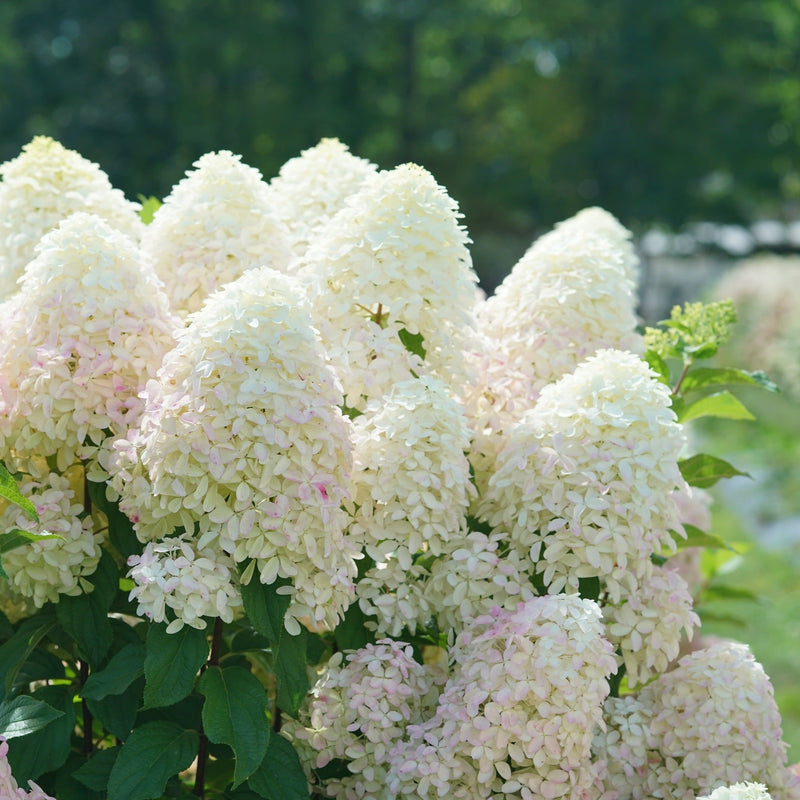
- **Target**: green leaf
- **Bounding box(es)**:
[0,695,64,738]
[678,453,750,489]
[673,525,737,552]
[240,574,290,646]
[54,752,108,800]
[644,350,671,386]
[702,583,760,602]
[86,675,144,740]
[56,549,118,667]
[680,366,780,394]
[136,195,162,225]
[82,643,146,701]
[107,721,198,800]
[0,529,63,554]
[398,327,426,360]
[334,601,375,652]
[7,685,75,782]
[87,480,141,560]
[0,462,37,521]
[73,746,120,792]
[0,612,57,700]
[143,622,208,708]
[274,629,308,719]
[199,666,271,788]
[247,734,308,800]
[677,390,755,423]
[15,647,65,685]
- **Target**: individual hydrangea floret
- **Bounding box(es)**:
[0,737,56,799]
[0,212,179,478]
[142,150,292,317]
[268,138,377,257]
[304,163,479,410]
[127,533,243,633]
[0,136,144,298]
[0,473,102,608]
[480,349,687,603]
[110,267,358,634]
[283,639,445,800]
[350,377,475,635]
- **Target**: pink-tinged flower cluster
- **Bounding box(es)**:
[638,641,798,800]
[350,377,474,635]
[268,138,377,258]
[0,213,178,478]
[464,208,641,488]
[0,136,144,298]
[283,639,445,800]
[0,473,101,607]
[0,737,56,799]
[142,150,292,317]
[110,267,358,634]
[304,163,479,410]
[127,533,242,633]
[388,595,617,800]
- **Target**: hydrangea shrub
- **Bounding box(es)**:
[0,136,795,800]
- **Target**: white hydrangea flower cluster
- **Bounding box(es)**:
[0,737,56,800]
[479,349,695,684]
[386,596,617,800]
[126,533,243,633]
[639,641,796,800]
[111,267,358,634]
[283,639,445,800]
[699,783,774,800]
[350,377,474,636]
[304,163,479,410]
[0,473,102,608]
[0,213,178,478]
[0,136,144,299]
[142,150,292,317]
[268,138,377,257]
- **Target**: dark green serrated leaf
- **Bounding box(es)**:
[199,666,271,788]
[56,549,118,667]
[143,622,208,708]
[678,453,750,489]
[7,685,75,782]
[677,390,755,423]
[135,693,204,733]
[0,462,37,521]
[274,628,308,719]
[334,601,375,652]
[54,752,108,800]
[88,480,141,560]
[107,721,198,800]
[247,734,308,800]
[0,609,14,640]
[82,643,146,701]
[0,612,57,700]
[680,366,780,394]
[73,746,120,792]
[0,529,63,554]
[0,695,64,738]
[15,647,65,685]
[398,327,426,360]
[240,575,291,646]
[86,675,144,740]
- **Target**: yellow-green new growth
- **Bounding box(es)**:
[645,299,737,360]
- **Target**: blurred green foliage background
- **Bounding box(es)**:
[3,0,800,287]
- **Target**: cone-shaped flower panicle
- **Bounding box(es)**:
[468,208,641,442]
[142,150,292,317]
[0,136,144,298]
[480,349,686,602]
[351,377,474,636]
[388,595,617,800]
[0,473,102,607]
[0,213,178,477]
[640,641,797,800]
[110,267,358,634]
[283,639,445,800]
[269,138,377,257]
[127,532,243,633]
[304,163,479,410]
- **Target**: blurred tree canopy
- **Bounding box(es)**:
[1,0,799,282]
